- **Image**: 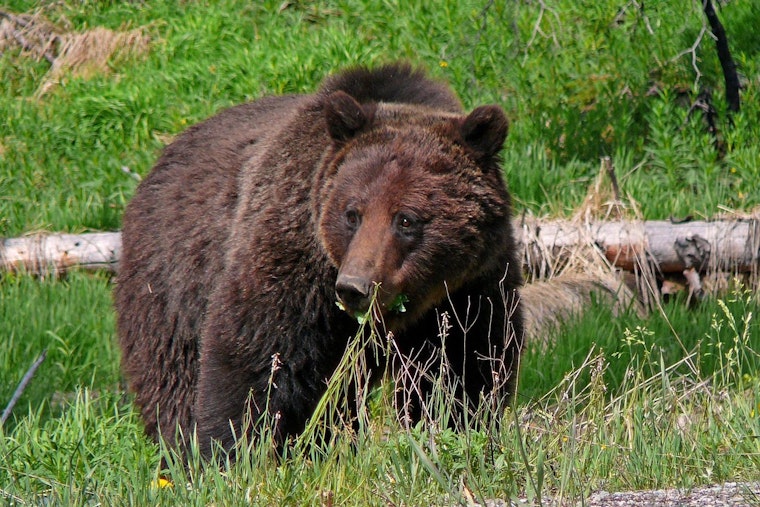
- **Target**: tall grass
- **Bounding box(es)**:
[1,286,758,504]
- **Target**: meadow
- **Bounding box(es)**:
[1,0,759,504]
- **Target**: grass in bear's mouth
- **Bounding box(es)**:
[388,294,408,313]
[336,294,408,324]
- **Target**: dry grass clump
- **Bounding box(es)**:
[38,26,150,96]
[520,157,640,282]
[0,9,149,96]
[0,10,59,63]
[518,158,649,342]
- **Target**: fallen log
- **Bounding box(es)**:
[1,232,121,275]
[1,217,759,277]
[518,216,760,275]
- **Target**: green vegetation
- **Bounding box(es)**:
[1,0,759,504]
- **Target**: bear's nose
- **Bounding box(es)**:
[335,275,372,314]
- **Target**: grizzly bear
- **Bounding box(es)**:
[115,63,524,458]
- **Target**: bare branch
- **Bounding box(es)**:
[1,349,47,425]
[0,9,57,64]
[702,0,741,113]
[524,0,561,51]
[670,23,707,89]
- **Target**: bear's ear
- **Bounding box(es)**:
[323,91,369,144]
[460,105,509,162]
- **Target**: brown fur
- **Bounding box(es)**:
[114,63,524,459]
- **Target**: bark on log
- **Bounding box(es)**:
[518,217,760,275]
[0,232,121,275]
[1,217,759,276]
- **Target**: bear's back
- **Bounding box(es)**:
[318,64,462,112]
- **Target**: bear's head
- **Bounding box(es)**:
[318,91,512,331]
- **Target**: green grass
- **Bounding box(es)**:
[0,272,121,411]
[1,290,758,504]
[1,0,759,504]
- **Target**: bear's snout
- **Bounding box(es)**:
[335,274,373,314]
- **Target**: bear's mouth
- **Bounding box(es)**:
[335,289,408,325]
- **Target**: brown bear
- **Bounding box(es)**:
[115,63,524,458]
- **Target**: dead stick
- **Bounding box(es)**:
[602,156,621,201]
[0,10,57,64]
[703,0,740,113]
[1,349,47,425]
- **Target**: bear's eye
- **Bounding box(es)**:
[345,209,361,229]
[394,213,422,240]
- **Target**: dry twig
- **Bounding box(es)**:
[1,349,47,426]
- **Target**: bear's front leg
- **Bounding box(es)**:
[193,329,335,460]
[393,283,523,430]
